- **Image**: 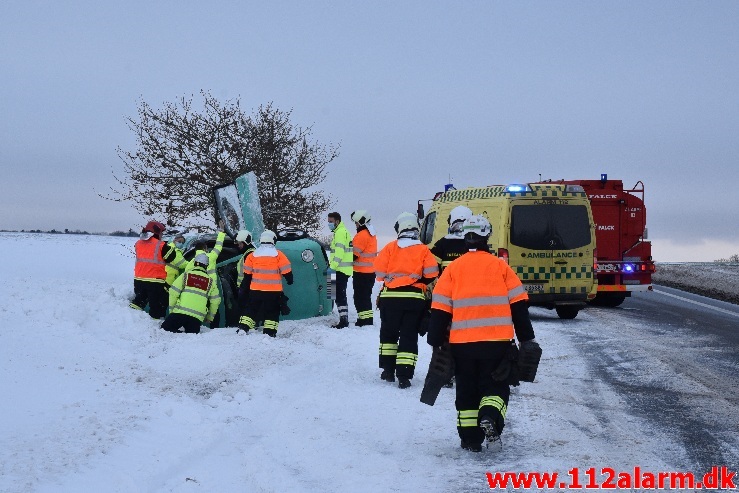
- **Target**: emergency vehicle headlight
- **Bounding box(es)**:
[565,185,585,193]
[505,184,531,193]
[301,249,314,262]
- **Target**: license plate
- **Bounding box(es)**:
[524,284,544,292]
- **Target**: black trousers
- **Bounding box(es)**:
[242,290,281,336]
[353,272,375,322]
[451,342,510,445]
[161,313,202,334]
[131,279,168,319]
[335,271,350,320]
[378,297,425,379]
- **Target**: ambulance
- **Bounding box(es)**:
[417,183,598,319]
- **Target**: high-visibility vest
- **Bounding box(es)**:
[169,266,221,322]
[330,222,354,276]
[244,250,292,292]
[430,236,468,273]
[165,243,188,285]
[375,240,438,296]
[134,238,167,282]
[353,228,377,274]
[431,250,528,344]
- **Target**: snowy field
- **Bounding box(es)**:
[654,262,739,305]
[0,233,701,492]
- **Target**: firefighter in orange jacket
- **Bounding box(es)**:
[350,210,377,327]
[375,212,439,389]
[130,220,181,319]
[237,230,293,337]
[427,215,536,452]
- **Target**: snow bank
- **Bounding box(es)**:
[654,263,739,305]
[0,233,686,492]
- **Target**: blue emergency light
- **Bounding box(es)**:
[622,263,634,273]
[505,184,529,193]
[601,173,608,183]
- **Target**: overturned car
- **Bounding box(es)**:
[179,172,333,327]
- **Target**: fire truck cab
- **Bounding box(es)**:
[543,176,656,307]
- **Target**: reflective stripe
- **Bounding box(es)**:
[129,303,144,311]
[171,257,187,269]
[278,264,291,273]
[252,268,280,274]
[423,265,439,275]
[353,261,374,267]
[354,249,377,258]
[133,277,167,283]
[508,285,526,300]
[376,271,386,278]
[253,278,283,285]
[451,317,513,330]
[480,396,507,419]
[357,310,374,320]
[396,352,418,367]
[457,409,479,428]
[239,316,256,329]
[432,293,452,307]
[379,343,398,356]
[181,288,208,298]
[337,261,353,268]
[379,290,425,300]
[334,242,348,250]
[453,296,509,308]
[170,285,182,293]
[173,305,207,318]
[136,258,166,264]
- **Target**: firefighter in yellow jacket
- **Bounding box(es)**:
[328,211,353,328]
[162,253,221,333]
[375,212,439,388]
[238,230,293,337]
[427,215,537,452]
[351,210,377,327]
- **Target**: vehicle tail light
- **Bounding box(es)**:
[593,249,598,271]
[498,248,509,263]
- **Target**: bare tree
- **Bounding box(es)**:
[104,91,338,233]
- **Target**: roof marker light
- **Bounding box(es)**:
[505,184,531,193]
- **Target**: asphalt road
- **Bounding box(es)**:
[554,286,739,474]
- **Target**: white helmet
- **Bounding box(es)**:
[260,230,277,245]
[449,205,472,225]
[394,212,419,235]
[350,209,371,226]
[462,215,492,239]
[235,229,252,243]
[194,253,209,267]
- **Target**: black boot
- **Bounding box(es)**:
[479,415,502,449]
[332,316,349,329]
[380,369,395,382]
[398,378,411,389]
[354,318,374,327]
[461,440,482,453]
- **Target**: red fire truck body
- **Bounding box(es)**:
[553,178,656,306]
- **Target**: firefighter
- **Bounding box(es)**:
[235,229,256,290]
[350,210,377,327]
[130,220,181,319]
[238,230,293,337]
[164,236,188,286]
[427,215,537,452]
[162,253,221,333]
[375,212,439,388]
[430,205,473,273]
[328,212,353,329]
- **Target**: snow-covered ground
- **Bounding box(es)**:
[654,263,739,305]
[0,233,700,492]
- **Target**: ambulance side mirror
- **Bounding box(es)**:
[417,203,425,220]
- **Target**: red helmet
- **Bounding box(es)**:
[143,220,165,235]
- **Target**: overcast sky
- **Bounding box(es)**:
[1,1,737,261]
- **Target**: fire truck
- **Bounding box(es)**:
[541,175,656,307]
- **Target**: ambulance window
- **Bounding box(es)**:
[420,212,436,245]
[511,205,591,250]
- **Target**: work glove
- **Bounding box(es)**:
[518,339,542,382]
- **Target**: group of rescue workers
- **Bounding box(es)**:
[130,207,540,453]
